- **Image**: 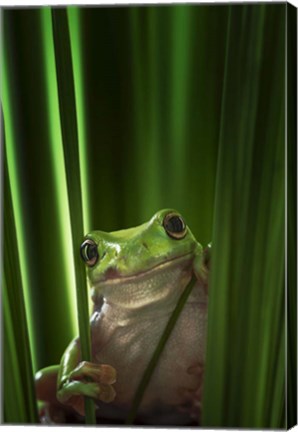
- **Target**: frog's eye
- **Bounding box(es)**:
[163,213,187,239]
[80,239,99,267]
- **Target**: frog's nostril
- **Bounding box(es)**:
[142,242,149,251]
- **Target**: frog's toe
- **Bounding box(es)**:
[97,383,116,403]
[176,362,205,423]
[58,381,99,402]
[187,363,204,377]
[69,361,116,385]
[79,380,116,403]
[75,381,116,404]
[177,387,202,424]
[57,379,116,417]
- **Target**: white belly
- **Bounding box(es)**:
[90,286,208,425]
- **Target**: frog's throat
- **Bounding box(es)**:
[90,253,194,309]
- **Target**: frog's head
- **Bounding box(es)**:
[80,209,203,309]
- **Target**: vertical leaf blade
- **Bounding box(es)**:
[3,139,39,423]
[202,5,285,428]
[51,8,95,424]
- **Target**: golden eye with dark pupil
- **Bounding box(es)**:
[80,239,98,267]
[163,213,187,239]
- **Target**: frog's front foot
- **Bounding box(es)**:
[57,362,117,416]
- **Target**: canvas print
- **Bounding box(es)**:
[2,2,297,429]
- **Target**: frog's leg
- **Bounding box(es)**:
[57,338,116,416]
[35,365,74,423]
[203,243,211,270]
[35,365,59,403]
[193,243,211,292]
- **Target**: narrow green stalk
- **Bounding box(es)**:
[51,8,96,424]
[3,145,39,423]
[125,276,197,425]
[286,4,297,428]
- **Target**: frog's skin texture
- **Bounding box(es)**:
[35,209,209,426]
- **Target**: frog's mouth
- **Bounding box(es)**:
[93,252,194,286]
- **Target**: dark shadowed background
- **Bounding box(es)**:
[2,3,296,428]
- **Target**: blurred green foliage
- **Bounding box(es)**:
[2,3,295,428]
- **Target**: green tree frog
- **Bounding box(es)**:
[35,209,209,425]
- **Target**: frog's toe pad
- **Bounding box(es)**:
[187,363,204,377]
[176,362,205,423]
[98,383,116,403]
[177,387,202,422]
[98,364,117,385]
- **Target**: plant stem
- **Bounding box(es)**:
[51,7,96,424]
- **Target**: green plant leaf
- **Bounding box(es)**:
[51,7,95,424]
